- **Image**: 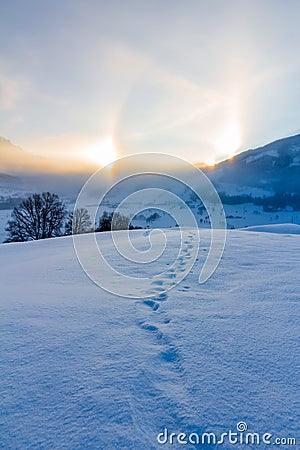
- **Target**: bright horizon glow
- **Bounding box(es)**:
[81,137,118,167]
[213,119,242,161]
[205,159,216,167]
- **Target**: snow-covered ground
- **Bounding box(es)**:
[1,229,299,449]
[223,204,300,229]
[241,223,300,234]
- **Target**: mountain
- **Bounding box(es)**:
[0,172,19,185]
[0,135,97,175]
[0,136,99,200]
[208,133,300,195]
[0,136,49,173]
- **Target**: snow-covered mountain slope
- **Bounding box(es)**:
[241,134,300,166]
[208,133,300,195]
[1,230,299,449]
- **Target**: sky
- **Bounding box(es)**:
[0,0,300,169]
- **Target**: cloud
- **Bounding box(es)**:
[0,61,29,110]
[114,62,242,160]
[0,73,20,109]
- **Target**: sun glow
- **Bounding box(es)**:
[205,159,216,167]
[82,137,117,167]
[214,119,242,160]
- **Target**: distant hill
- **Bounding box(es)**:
[0,135,101,199]
[0,135,97,174]
[0,136,50,173]
[0,172,18,183]
[207,133,300,195]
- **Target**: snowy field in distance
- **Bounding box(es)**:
[1,200,300,243]
[241,223,300,234]
[1,229,299,449]
[0,209,11,242]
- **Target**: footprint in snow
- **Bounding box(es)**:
[151,279,164,286]
[178,285,190,292]
[142,299,160,311]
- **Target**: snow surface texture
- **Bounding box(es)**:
[241,223,300,234]
[1,229,299,449]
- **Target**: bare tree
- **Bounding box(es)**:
[5,192,66,242]
[65,208,92,235]
[111,212,131,230]
[96,211,131,232]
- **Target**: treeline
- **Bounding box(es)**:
[0,197,23,210]
[4,192,133,243]
[219,192,300,211]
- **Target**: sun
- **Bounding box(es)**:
[83,137,117,167]
[214,119,242,160]
[205,158,216,167]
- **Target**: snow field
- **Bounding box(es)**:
[0,229,299,449]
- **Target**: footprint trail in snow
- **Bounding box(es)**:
[130,231,204,438]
